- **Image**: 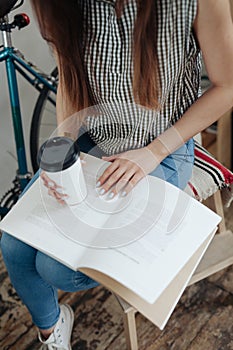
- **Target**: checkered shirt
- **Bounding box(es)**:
[79,0,201,155]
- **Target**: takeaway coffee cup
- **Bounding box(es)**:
[38,136,87,205]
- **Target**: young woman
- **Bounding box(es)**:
[1,1,233,349]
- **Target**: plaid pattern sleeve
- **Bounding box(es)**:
[185,141,233,207]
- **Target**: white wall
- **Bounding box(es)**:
[0,1,55,196]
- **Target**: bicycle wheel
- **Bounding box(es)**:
[30,68,58,173]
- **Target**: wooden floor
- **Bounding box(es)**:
[0,207,232,350]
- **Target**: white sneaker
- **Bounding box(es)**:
[38,304,74,350]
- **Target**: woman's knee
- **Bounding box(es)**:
[36,252,76,291]
[1,233,37,265]
[36,251,99,292]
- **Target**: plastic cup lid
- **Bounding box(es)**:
[37,137,80,172]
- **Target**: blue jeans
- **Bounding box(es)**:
[1,135,194,329]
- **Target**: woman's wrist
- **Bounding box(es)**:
[146,137,170,164]
[147,124,187,162]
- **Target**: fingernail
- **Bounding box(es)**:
[121,191,127,197]
[96,181,101,188]
[56,188,64,194]
[48,181,54,187]
[108,192,115,199]
[99,188,105,195]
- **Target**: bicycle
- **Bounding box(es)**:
[0,0,58,218]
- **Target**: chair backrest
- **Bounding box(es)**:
[193,133,202,145]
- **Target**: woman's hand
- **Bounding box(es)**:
[40,157,86,204]
[96,146,161,198]
[40,172,68,204]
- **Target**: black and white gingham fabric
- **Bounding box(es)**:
[79,0,201,155]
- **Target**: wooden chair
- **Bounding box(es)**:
[114,135,233,350]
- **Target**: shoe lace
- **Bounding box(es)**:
[39,343,66,350]
[39,328,66,350]
[39,313,69,350]
[48,344,65,350]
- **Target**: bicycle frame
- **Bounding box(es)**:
[0,14,57,215]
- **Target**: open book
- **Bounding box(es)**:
[0,154,221,329]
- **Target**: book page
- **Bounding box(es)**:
[74,180,221,304]
[0,154,221,305]
[80,230,216,329]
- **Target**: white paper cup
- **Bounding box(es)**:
[38,137,87,205]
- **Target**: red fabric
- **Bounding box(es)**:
[188,181,198,197]
[194,148,233,185]
[186,142,233,204]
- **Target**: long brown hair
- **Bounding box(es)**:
[31,0,159,112]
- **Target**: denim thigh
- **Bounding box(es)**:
[149,138,195,189]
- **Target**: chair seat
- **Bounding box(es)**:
[185,141,233,207]
[0,0,18,18]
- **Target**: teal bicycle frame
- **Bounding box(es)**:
[0,15,57,216]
